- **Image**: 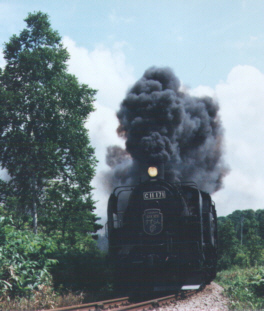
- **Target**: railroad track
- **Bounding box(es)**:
[45,297,130,311]
[45,288,201,311]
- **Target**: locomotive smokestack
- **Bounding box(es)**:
[106,67,229,193]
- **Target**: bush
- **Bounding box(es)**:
[0,216,57,299]
[233,250,250,268]
[216,266,264,310]
[51,243,110,293]
[0,216,112,309]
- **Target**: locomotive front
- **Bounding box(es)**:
[107,164,217,292]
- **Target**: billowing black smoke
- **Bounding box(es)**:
[106,67,229,194]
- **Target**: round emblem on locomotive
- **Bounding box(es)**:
[143,209,163,235]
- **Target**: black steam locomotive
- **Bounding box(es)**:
[107,164,217,293]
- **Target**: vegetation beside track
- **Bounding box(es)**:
[216,266,264,310]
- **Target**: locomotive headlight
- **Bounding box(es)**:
[148,166,158,177]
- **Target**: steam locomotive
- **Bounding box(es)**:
[107,164,217,293]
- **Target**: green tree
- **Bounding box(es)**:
[256,209,264,242]
[227,209,259,246]
[218,218,240,270]
[245,228,263,266]
[218,210,264,269]
[0,12,101,237]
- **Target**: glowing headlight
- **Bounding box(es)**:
[148,166,158,177]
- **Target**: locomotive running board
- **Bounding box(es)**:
[180,272,204,290]
[154,285,181,291]
[153,284,201,291]
[181,284,201,290]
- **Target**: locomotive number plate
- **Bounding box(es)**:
[143,191,166,200]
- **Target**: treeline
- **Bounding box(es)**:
[217,209,264,270]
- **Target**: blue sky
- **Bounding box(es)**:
[1,1,264,87]
[0,0,264,222]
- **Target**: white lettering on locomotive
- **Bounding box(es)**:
[143,191,166,200]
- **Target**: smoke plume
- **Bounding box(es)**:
[106,67,229,194]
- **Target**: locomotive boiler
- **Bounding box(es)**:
[107,164,217,293]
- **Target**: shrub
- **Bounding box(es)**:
[51,244,110,293]
[216,266,264,310]
[0,216,57,299]
[233,250,250,268]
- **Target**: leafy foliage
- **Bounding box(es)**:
[217,209,264,270]
[51,248,110,293]
[0,213,111,307]
[216,266,264,310]
[0,215,57,299]
[0,11,101,236]
[217,218,240,270]
[0,11,106,308]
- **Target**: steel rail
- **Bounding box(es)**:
[110,289,202,311]
[110,294,176,311]
[44,287,203,311]
[44,296,129,311]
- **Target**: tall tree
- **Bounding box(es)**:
[256,209,264,241]
[0,12,101,236]
[217,218,240,270]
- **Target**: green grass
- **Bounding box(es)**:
[216,266,264,310]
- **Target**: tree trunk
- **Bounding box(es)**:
[32,175,38,234]
[240,216,244,246]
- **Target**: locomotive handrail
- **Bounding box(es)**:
[115,189,134,198]
[109,242,167,248]
[113,185,136,196]
[109,240,202,248]
[175,181,198,189]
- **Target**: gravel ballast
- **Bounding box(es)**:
[157,282,230,311]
